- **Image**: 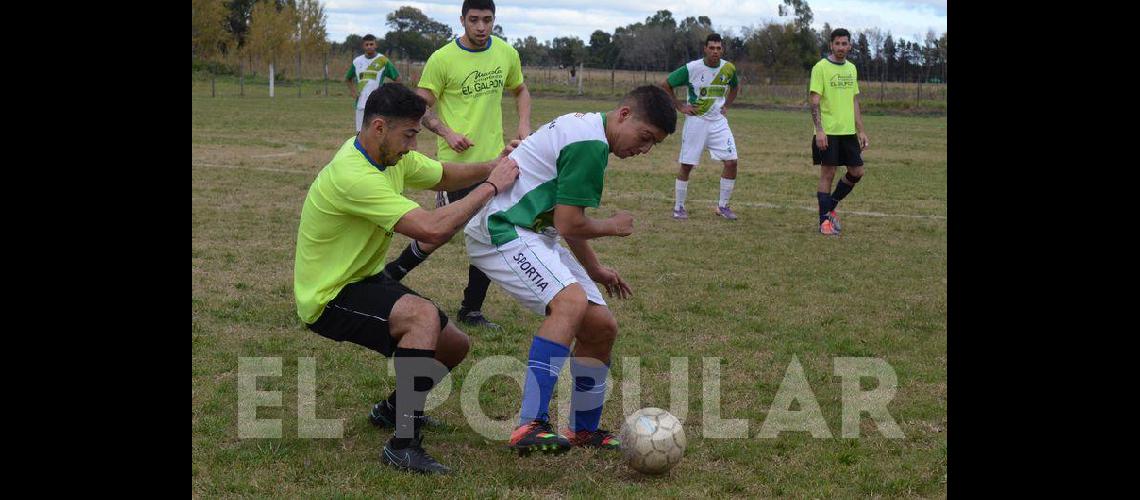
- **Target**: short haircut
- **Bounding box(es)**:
[706,33,723,46]
[362,83,427,128]
[462,0,495,16]
[362,34,377,42]
[622,85,677,135]
[830,29,851,42]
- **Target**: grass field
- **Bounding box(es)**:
[192,89,946,497]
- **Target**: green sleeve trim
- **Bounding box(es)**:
[666,65,689,88]
[555,140,610,207]
[345,64,356,81]
[384,61,399,81]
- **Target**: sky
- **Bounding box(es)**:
[323,0,947,47]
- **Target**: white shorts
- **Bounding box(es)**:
[678,116,738,165]
[355,109,365,132]
[466,230,607,315]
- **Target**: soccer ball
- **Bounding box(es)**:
[619,407,686,474]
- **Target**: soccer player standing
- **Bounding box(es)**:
[345,34,400,132]
[380,0,532,330]
[809,28,870,236]
[660,33,741,221]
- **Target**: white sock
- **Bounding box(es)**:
[675,179,688,210]
[719,177,736,208]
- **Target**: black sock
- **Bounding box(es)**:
[460,265,491,312]
[830,178,856,210]
[389,347,443,449]
[384,361,453,410]
[383,241,430,281]
[817,192,831,223]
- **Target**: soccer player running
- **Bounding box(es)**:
[345,34,400,132]
[380,0,532,330]
[809,28,869,236]
[463,86,677,454]
[294,83,520,474]
[660,33,741,221]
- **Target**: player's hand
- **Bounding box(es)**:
[609,210,634,237]
[679,103,696,116]
[516,125,531,140]
[500,139,521,158]
[486,156,520,192]
[589,266,633,299]
[721,106,729,116]
[858,132,869,151]
[815,132,829,151]
[445,132,475,153]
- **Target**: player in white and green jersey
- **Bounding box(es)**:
[660,33,741,221]
[345,34,400,132]
[463,86,677,455]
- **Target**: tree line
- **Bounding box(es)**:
[193,0,946,84]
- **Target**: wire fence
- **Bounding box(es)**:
[192,55,946,113]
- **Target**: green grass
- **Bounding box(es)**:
[192,89,946,497]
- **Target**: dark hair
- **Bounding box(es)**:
[362,34,377,42]
[362,83,427,127]
[705,33,723,46]
[462,0,495,16]
[830,29,851,42]
[622,85,677,135]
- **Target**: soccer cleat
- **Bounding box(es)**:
[820,219,840,236]
[715,205,738,220]
[561,428,622,450]
[827,210,842,232]
[508,420,571,456]
[672,206,688,220]
[381,436,451,474]
[458,308,501,329]
[369,400,443,429]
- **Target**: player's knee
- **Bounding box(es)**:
[548,284,589,323]
[589,310,619,346]
[392,296,441,337]
[844,172,863,184]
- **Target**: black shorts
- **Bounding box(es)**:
[307,273,449,356]
[811,134,864,167]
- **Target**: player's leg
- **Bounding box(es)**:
[564,303,623,449]
[674,117,706,220]
[812,135,841,235]
[306,275,455,473]
[707,120,740,220]
[825,137,865,231]
[379,293,455,473]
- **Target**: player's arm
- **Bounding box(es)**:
[394,157,519,245]
[432,140,520,191]
[722,84,739,115]
[563,237,633,299]
[510,83,532,139]
[810,92,827,150]
[415,88,474,153]
[345,65,358,100]
[553,205,633,240]
[854,94,869,150]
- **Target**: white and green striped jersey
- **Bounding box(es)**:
[666,58,739,121]
[465,112,610,246]
[346,53,399,110]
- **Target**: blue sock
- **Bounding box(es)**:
[519,336,570,425]
[570,359,610,432]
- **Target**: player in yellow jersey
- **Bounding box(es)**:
[809,28,870,236]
